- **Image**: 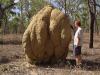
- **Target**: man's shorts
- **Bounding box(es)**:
[73,45,81,56]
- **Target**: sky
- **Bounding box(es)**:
[9,0,20,21]
[11,0,20,14]
[47,0,58,7]
[46,0,65,13]
[14,0,19,3]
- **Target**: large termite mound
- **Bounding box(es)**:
[22,5,72,64]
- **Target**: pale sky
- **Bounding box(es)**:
[14,0,19,3]
[11,0,20,14]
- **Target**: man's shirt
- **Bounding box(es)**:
[74,27,83,46]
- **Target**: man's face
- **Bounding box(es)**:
[74,22,78,28]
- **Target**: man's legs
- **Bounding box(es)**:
[75,55,82,66]
[74,46,82,66]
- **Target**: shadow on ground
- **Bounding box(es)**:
[34,59,100,71]
[0,40,21,45]
[0,56,10,64]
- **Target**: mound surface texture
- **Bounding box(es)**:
[22,5,72,64]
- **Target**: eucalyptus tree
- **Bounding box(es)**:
[0,0,48,34]
[16,0,48,33]
[88,0,96,48]
[49,0,89,29]
[0,0,16,34]
[95,0,100,35]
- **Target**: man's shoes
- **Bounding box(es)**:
[75,63,83,70]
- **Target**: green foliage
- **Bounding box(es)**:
[0,0,48,34]
[53,0,90,31]
[9,17,19,33]
[27,0,47,18]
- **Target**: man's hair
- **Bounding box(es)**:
[75,20,81,26]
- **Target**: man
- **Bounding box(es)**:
[74,20,83,67]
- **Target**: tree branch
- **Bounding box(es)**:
[3,3,16,11]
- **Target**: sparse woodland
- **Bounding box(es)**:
[0,0,100,47]
[0,0,100,75]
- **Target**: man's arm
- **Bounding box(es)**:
[77,29,82,46]
[77,37,80,46]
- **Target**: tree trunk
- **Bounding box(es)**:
[0,4,4,29]
[96,24,99,35]
[64,0,67,14]
[89,12,95,48]
[18,0,25,33]
[88,0,96,48]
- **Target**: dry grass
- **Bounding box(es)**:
[0,33,100,75]
[0,34,22,45]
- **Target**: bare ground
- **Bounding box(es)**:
[0,33,100,75]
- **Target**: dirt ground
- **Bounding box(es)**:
[0,33,100,75]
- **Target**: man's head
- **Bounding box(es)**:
[74,20,81,28]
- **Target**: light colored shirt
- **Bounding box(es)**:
[74,27,83,46]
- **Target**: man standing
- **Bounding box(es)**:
[74,20,83,67]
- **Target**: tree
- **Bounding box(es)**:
[50,0,89,29]
[16,0,48,32]
[0,0,16,34]
[0,0,47,34]
[95,0,100,35]
[88,0,96,48]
